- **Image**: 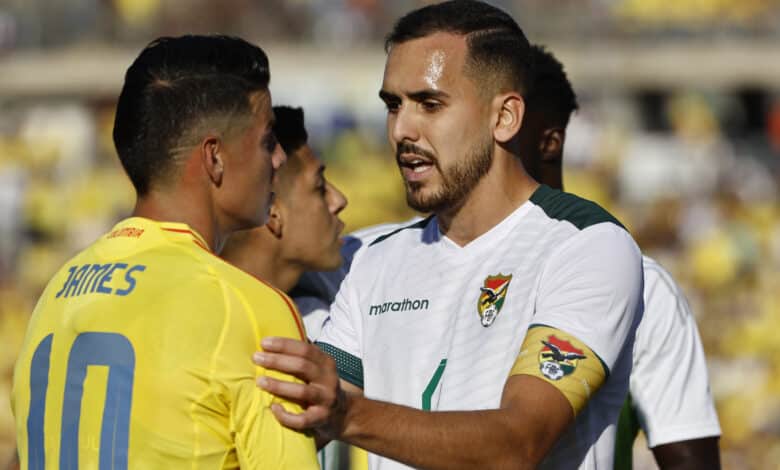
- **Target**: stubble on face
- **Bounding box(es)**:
[402,133,494,214]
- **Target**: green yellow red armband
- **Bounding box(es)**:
[510,325,607,415]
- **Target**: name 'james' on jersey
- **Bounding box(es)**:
[12,217,317,469]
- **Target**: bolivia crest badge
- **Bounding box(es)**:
[539,335,587,381]
[477,274,512,327]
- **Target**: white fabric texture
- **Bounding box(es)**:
[317,188,644,470]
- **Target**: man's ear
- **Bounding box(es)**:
[493,93,525,144]
[539,128,565,162]
[201,136,224,186]
[265,203,283,238]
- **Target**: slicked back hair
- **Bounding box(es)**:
[113,35,271,196]
[527,45,579,127]
[385,0,533,97]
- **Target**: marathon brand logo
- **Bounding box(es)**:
[368,298,429,316]
[55,263,147,298]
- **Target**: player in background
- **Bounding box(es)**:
[221,106,348,470]
[221,105,348,298]
[297,43,722,470]
[254,1,644,469]
[518,45,722,470]
[11,35,318,469]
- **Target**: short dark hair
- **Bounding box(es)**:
[385,0,532,96]
[272,106,308,156]
[113,35,271,195]
[527,45,578,127]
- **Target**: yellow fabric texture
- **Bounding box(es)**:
[510,325,607,415]
[12,217,317,469]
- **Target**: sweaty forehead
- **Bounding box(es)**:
[383,32,469,93]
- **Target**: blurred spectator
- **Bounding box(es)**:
[1,1,780,467]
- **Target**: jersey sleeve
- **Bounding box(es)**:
[631,260,721,448]
[511,223,644,414]
[315,253,365,389]
[216,281,318,469]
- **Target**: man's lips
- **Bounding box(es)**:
[398,153,435,181]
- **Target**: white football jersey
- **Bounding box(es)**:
[620,257,721,449]
[296,222,409,340]
[317,185,644,470]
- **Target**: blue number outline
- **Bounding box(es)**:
[27,332,135,470]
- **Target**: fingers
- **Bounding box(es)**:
[254,337,346,436]
[254,351,320,382]
[257,375,326,405]
[254,337,339,387]
[261,337,324,359]
[269,403,333,431]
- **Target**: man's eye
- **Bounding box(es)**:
[385,101,400,113]
[421,100,441,112]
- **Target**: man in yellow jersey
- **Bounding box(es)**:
[11,35,318,469]
[221,105,348,470]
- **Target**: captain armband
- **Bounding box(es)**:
[509,325,608,415]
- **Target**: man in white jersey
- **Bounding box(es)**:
[517,45,721,470]
[297,44,722,470]
[254,2,644,468]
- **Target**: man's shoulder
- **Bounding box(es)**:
[641,256,680,296]
[529,185,625,231]
[637,255,693,338]
[213,258,293,306]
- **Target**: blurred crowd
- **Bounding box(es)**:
[1,0,780,51]
[1,1,780,469]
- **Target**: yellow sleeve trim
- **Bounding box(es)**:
[510,325,607,415]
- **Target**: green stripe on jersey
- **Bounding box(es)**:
[368,216,433,247]
[614,394,641,470]
[529,185,625,231]
[315,341,364,389]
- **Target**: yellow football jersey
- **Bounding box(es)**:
[11,217,317,469]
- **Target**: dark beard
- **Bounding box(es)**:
[404,137,494,214]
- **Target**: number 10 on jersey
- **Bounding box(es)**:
[26,332,135,469]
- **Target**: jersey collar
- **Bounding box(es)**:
[110,217,212,252]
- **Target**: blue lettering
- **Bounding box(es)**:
[115,265,146,296]
[55,267,77,298]
[87,264,112,293]
[96,263,127,295]
[75,264,99,297]
[63,265,90,298]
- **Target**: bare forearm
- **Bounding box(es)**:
[256,340,572,469]
[652,437,721,470]
[341,394,541,470]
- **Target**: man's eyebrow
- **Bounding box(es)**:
[379,90,398,102]
[407,89,450,102]
[379,89,451,103]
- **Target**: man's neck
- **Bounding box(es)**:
[133,190,223,253]
[222,236,302,293]
[437,156,538,247]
